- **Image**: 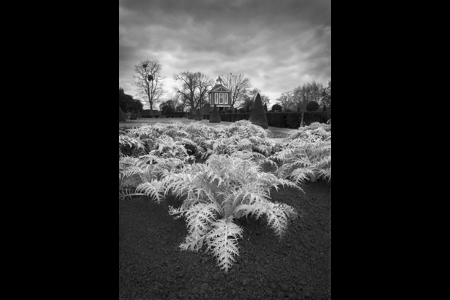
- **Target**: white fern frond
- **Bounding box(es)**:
[233,202,269,220]
[119,188,145,200]
[180,202,222,251]
[205,219,244,272]
[265,202,298,239]
[135,180,165,204]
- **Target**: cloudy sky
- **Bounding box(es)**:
[119,0,331,108]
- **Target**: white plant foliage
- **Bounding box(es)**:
[273,122,331,183]
[163,153,300,272]
[118,120,331,272]
[119,133,145,157]
[205,219,243,272]
[118,153,186,201]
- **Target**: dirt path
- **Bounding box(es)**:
[119,181,331,300]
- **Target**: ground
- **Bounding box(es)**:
[119,181,331,300]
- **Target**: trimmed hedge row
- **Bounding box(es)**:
[163,112,185,118]
[136,110,330,128]
[218,111,330,128]
[218,113,251,122]
[266,112,320,128]
[141,111,161,118]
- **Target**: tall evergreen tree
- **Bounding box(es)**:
[248,93,268,129]
[209,104,221,123]
[119,106,126,121]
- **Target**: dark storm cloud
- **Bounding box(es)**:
[119,0,331,105]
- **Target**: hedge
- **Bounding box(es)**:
[163,112,185,118]
[141,110,161,118]
[218,111,330,128]
[219,113,251,122]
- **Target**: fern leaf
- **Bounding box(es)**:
[119,188,145,200]
[180,203,221,251]
[265,202,298,239]
[205,219,243,272]
[135,180,165,204]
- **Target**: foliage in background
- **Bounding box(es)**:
[271,104,282,112]
[306,101,320,112]
[119,87,143,114]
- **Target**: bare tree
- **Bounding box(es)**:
[239,88,271,112]
[196,72,214,108]
[292,82,323,126]
[221,73,251,109]
[133,60,164,117]
[276,91,295,111]
[173,71,214,114]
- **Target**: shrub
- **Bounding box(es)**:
[164,153,300,272]
[249,93,269,129]
[306,101,320,112]
[130,111,137,120]
[271,104,282,112]
[273,122,331,183]
[119,106,126,121]
[209,104,221,123]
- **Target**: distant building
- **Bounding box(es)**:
[207,76,232,112]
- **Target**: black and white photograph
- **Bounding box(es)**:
[119,0,331,299]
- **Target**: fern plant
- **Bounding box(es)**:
[119,153,188,202]
[119,132,145,158]
[284,122,331,143]
[272,122,331,183]
[159,153,301,272]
